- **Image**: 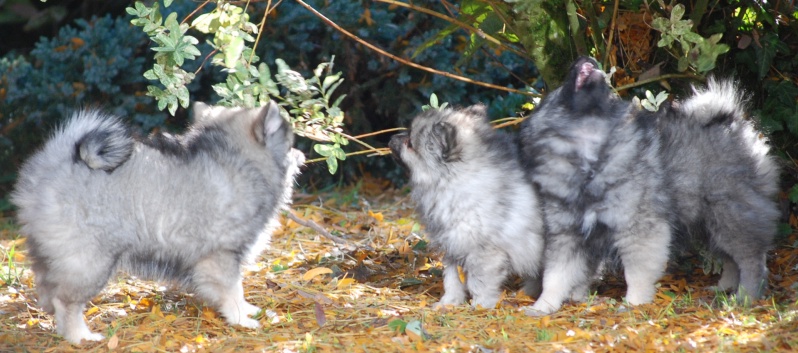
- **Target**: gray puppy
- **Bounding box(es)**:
[12,102,303,344]
[520,57,672,315]
[656,79,780,302]
[389,105,545,309]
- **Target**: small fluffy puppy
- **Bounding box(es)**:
[520,57,672,315]
[12,102,303,344]
[656,79,780,302]
[389,105,545,309]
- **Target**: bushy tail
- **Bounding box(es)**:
[69,110,134,172]
[679,78,747,126]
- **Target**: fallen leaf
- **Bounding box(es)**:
[314,301,326,327]
[107,334,119,349]
[303,267,333,281]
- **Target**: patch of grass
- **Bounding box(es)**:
[0,240,24,287]
[535,328,553,342]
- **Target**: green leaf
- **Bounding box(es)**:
[164,0,173,7]
[429,93,439,109]
[143,69,157,81]
[650,17,669,31]
[641,100,656,112]
[671,4,685,22]
[388,319,408,333]
[322,74,341,94]
[314,144,333,157]
[192,12,221,33]
[682,32,704,44]
[645,90,655,102]
[331,145,346,161]
[326,156,338,174]
[224,36,245,68]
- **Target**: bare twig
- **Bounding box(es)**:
[614,73,704,92]
[293,0,536,96]
[602,0,620,68]
[374,0,530,60]
[286,209,350,245]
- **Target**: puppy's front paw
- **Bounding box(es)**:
[242,302,261,317]
[64,330,104,344]
[520,305,549,317]
[236,317,261,329]
[432,294,466,311]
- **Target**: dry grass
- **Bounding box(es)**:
[1,177,797,352]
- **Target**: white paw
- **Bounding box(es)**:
[236,317,261,329]
[520,305,550,317]
[525,300,559,316]
[470,297,498,310]
[432,295,466,311]
[64,330,104,344]
[242,303,261,317]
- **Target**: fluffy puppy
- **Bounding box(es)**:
[656,79,780,302]
[13,102,303,343]
[389,105,545,308]
[520,57,672,315]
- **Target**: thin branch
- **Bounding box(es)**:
[305,148,391,165]
[180,0,212,25]
[249,0,282,64]
[374,0,530,60]
[602,0,620,68]
[286,209,350,245]
[293,0,536,96]
[353,127,406,139]
[614,73,704,92]
[492,117,526,129]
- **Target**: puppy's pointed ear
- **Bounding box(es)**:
[432,121,459,162]
[253,101,293,153]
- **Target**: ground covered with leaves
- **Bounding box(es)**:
[1,176,797,352]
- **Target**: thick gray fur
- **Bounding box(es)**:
[12,101,304,344]
[520,57,672,315]
[389,105,545,309]
[657,78,780,302]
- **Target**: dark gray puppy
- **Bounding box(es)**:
[655,79,780,302]
[389,105,545,309]
[13,102,303,343]
[520,57,672,315]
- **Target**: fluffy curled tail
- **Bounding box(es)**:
[679,78,747,126]
[69,110,134,172]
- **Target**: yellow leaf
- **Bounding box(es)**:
[202,307,217,320]
[540,315,550,328]
[457,266,466,284]
[85,306,99,316]
[303,267,333,281]
[151,305,163,318]
[368,210,384,222]
[336,277,356,288]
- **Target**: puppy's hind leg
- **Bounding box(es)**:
[46,251,116,344]
[714,254,740,293]
[708,196,776,304]
[192,252,261,329]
